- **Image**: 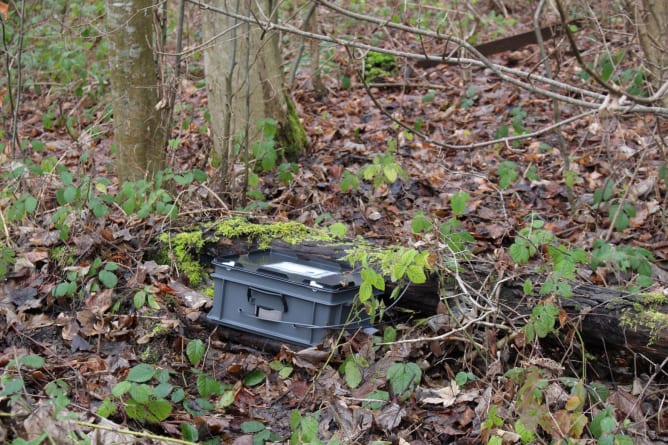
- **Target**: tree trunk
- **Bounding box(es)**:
[106,0,167,181]
[628,0,668,107]
[201,0,308,191]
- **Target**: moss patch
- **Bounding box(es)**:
[278,95,309,162]
[215,216,335,248]
[619,293,668,346]
[159,231,206,287]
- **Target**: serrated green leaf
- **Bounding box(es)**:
[509,243,530,264]
[406,265,426,284]
[133,291,146,309]
[186,339,205,366]
[126,364,156,383]
[111,381,132,397]
[197,374,220,398]
[450,191,470,216]
[383,165,398,183]
[130,384,152,405]
[97,398,116,418]
[146,398,172,422]
[422,90,436,103]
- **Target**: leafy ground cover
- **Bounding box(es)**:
[1,0,667,444]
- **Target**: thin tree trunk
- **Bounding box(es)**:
[202,0,308,192]
[106,0,167,181]
[627,0,668,107]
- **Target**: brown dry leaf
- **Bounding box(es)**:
[25,313,53,330]
[374,402,405,432]
[609,389,643,422]
[24,405,83,443]
[86,288,113,314]
[0,2,8,19]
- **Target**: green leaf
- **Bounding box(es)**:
[197,374,220,397]
[218,390,236,409]
[153,383,173,399]
[278,366,293,379]
[514,418,535,444]
[133,291,146,309]
[421,90,436,103]
[241,420,265,434]
[130,384,152,405]
[0,378,24,396]
[522,279,533,295]
[328,222,347,238]
[97,398,116,418]
[386,362,421,400]
[186,339,206,366]
[146,398,172,422]
[362,390,389,410]
[450,191,470,216]
[171,388,185,403]
[126,364,156,383]
[98,270,118,289]
[111,381,132,397]
[181,423,199,442]
[411,211,432,233]
[509,242,530,264]
[344,360,362,389]
[383,326,397,343]
[406,265,426,284]
[63,186,77,204]
[498,161,518,189]
[243,369,266,387]
[19,354,45,369]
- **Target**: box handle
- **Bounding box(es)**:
[246,287,288,322]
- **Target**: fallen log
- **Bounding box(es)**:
[159,227,667,364]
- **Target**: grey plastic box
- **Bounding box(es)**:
[208,249,366,346]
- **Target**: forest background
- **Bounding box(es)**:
[0,0,667,444]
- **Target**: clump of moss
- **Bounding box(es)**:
[620,293,668,346]
[215,216,334,248]
[364,51,397,81]
[159,231,205,286]
[50,245,76,268]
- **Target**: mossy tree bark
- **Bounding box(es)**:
[106,0,167,181]
[202,0,308,192]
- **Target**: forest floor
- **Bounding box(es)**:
[1,0,667,444]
